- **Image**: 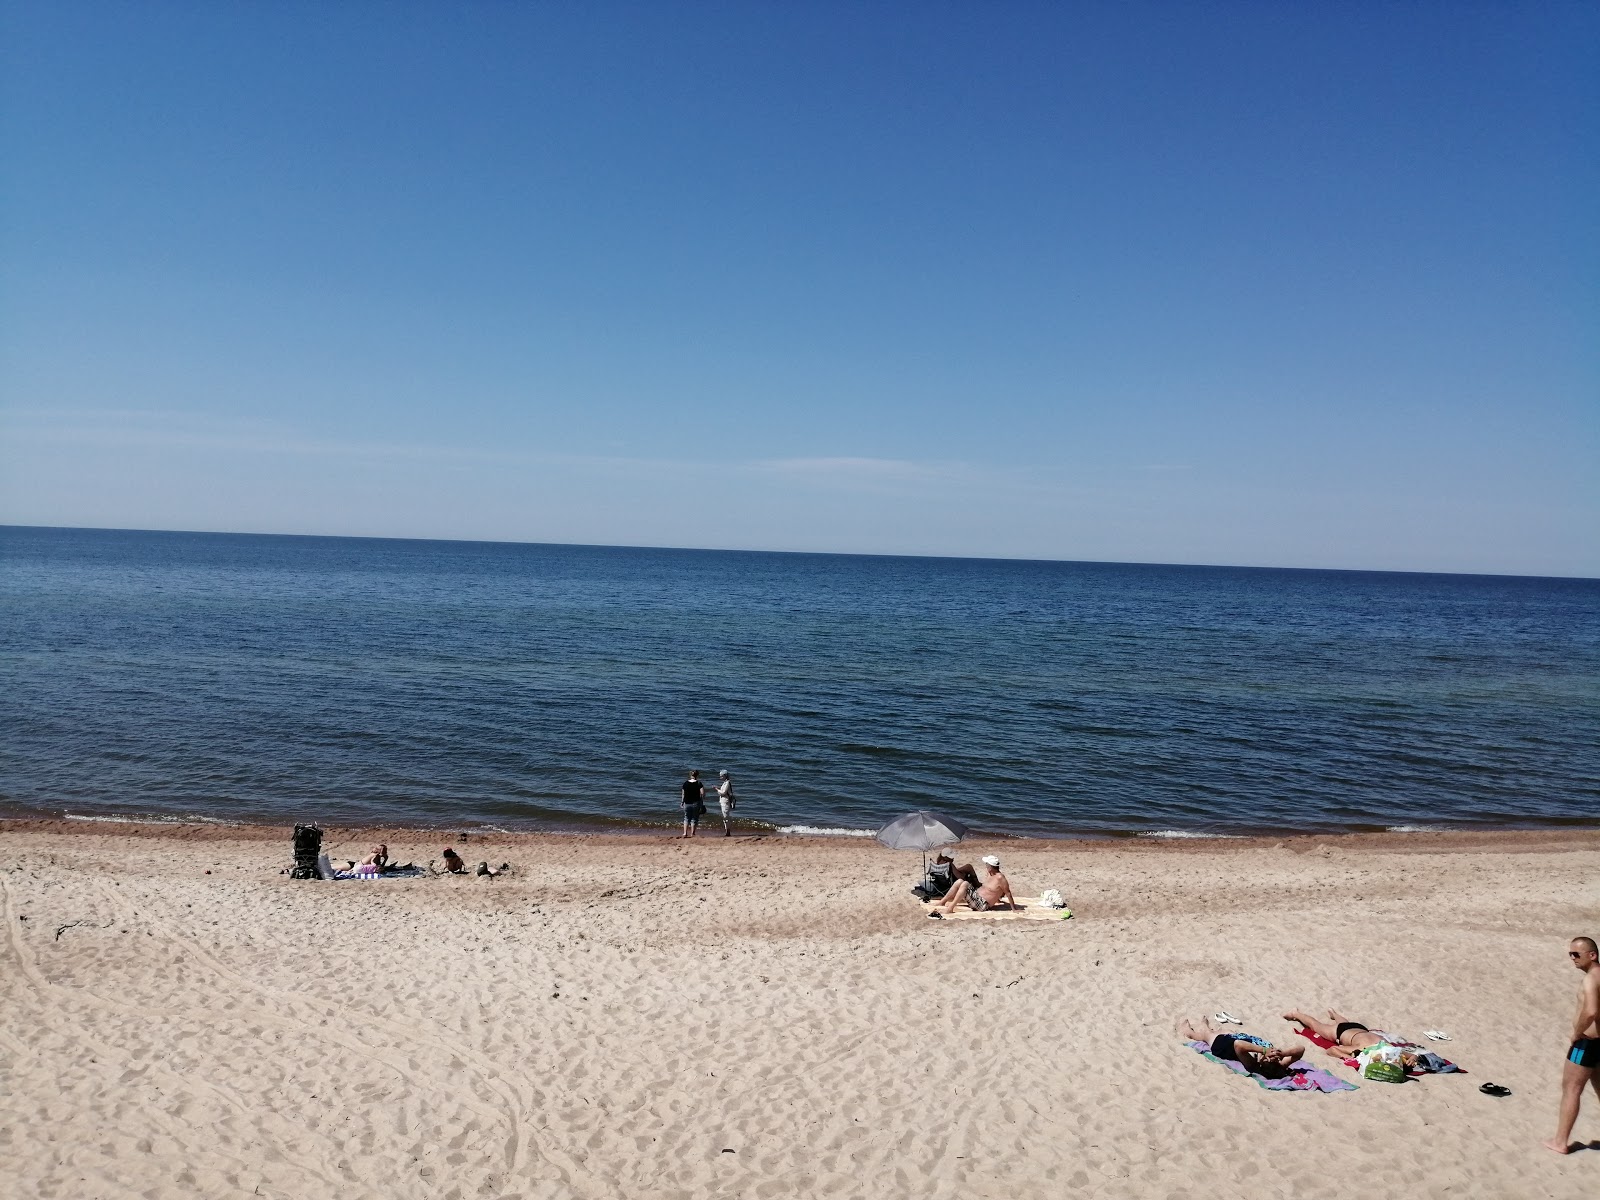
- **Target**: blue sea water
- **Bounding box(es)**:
[2,525,1597,838]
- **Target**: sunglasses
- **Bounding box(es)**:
[1571,951,1586,959]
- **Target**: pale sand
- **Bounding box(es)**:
[2,822,1598,1199]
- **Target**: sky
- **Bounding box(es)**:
[2,1,1596,576]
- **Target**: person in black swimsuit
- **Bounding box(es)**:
[1281,1008,1385,1052]
[1178,1015,1304,1076]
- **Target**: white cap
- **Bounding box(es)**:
[719,770,730,777]
[982,854,1000,867]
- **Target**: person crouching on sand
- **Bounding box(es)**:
[1543,935,1600,1154]
[440,848,466,874]
[930,855,1017,916]
[1179,1016,1305,1077]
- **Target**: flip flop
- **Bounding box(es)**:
[1422,1030,1451,1041]
[1214,1011,1242,1025]
[1479,1083,1511,1097]
[927,911,943,919]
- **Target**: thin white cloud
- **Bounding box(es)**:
[750,456,972,488]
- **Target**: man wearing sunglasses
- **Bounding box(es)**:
[1543,936,1599,1154]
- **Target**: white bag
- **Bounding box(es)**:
[1037,889,1066,909]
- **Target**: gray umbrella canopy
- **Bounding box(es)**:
[875,810,970,853]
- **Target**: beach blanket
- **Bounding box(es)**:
[920,897,1072,922]
[1185,1041,1358,1092]
[328,866,426,881]
[1289,1025,1462,1076]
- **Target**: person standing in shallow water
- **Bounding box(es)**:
[679,770,705,838]
[714,769,736,836]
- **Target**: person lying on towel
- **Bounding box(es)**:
[1180,1015,1306,1076]
[1281,1008,1387,1053]
[929,855,1017,915]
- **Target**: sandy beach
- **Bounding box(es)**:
[2,821,1597,1199]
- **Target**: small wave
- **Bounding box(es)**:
[1137,829,1244,840]
[776,825,877,838]
[1385,824,1447,833]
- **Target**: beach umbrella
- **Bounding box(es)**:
[875,810,970,877]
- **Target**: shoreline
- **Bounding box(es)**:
[7,813,1600,857]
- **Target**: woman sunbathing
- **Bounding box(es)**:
[1281,1008,1385,1052]
[1179,1016,1305,1076]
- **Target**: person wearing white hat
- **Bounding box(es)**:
[714,769,736,837]
[930,853,1018,916]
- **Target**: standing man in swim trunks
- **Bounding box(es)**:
[1543,935,1600,1154]
[714,769,736,837]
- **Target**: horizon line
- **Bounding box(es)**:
[5,523,1597,584]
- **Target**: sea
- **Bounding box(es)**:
[2,525,1597,839]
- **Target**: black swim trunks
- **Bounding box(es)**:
[1210,1034,1238,1062]
[1335,1022,1369,1042]
[1570,1038,1600,1069]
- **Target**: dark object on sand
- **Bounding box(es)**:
[1480,1082,1511,1097]
[290,824,323,880]
[912,856,957,901]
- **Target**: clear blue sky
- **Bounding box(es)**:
[2,1,1595,575]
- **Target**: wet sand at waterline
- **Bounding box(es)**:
[2,821,1597,1198]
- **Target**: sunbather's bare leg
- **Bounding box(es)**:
[934,880,972,913]
[1283,1008,1382,1049]
[1180,1015,1223,1042]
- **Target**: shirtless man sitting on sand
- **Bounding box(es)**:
[930,855,1017,916]
[1281,1008,1386,1053]
[1180,1015,1305,1076]
[1543,935,1600,1155]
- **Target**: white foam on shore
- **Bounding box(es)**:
[776,825,877,838]
[1385,824,1447,833]
[1138,829,1245,840]
[64,812,241,827]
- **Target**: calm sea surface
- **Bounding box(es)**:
[2,526,1597,838]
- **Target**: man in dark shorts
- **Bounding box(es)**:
[679,770,705,839]
[1178,1015,1304,1076]
[1543,935,1600,1154]
[1281,1007,1386,1052]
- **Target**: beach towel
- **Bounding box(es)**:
[329,865,426,881]
[1288,1025,1462,1076]
[920,897,1070,922]
[1185,1041,1358,1092]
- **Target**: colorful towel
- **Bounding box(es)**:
[1185,1041,1358,1092]
[1289,1025,1462,1076]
